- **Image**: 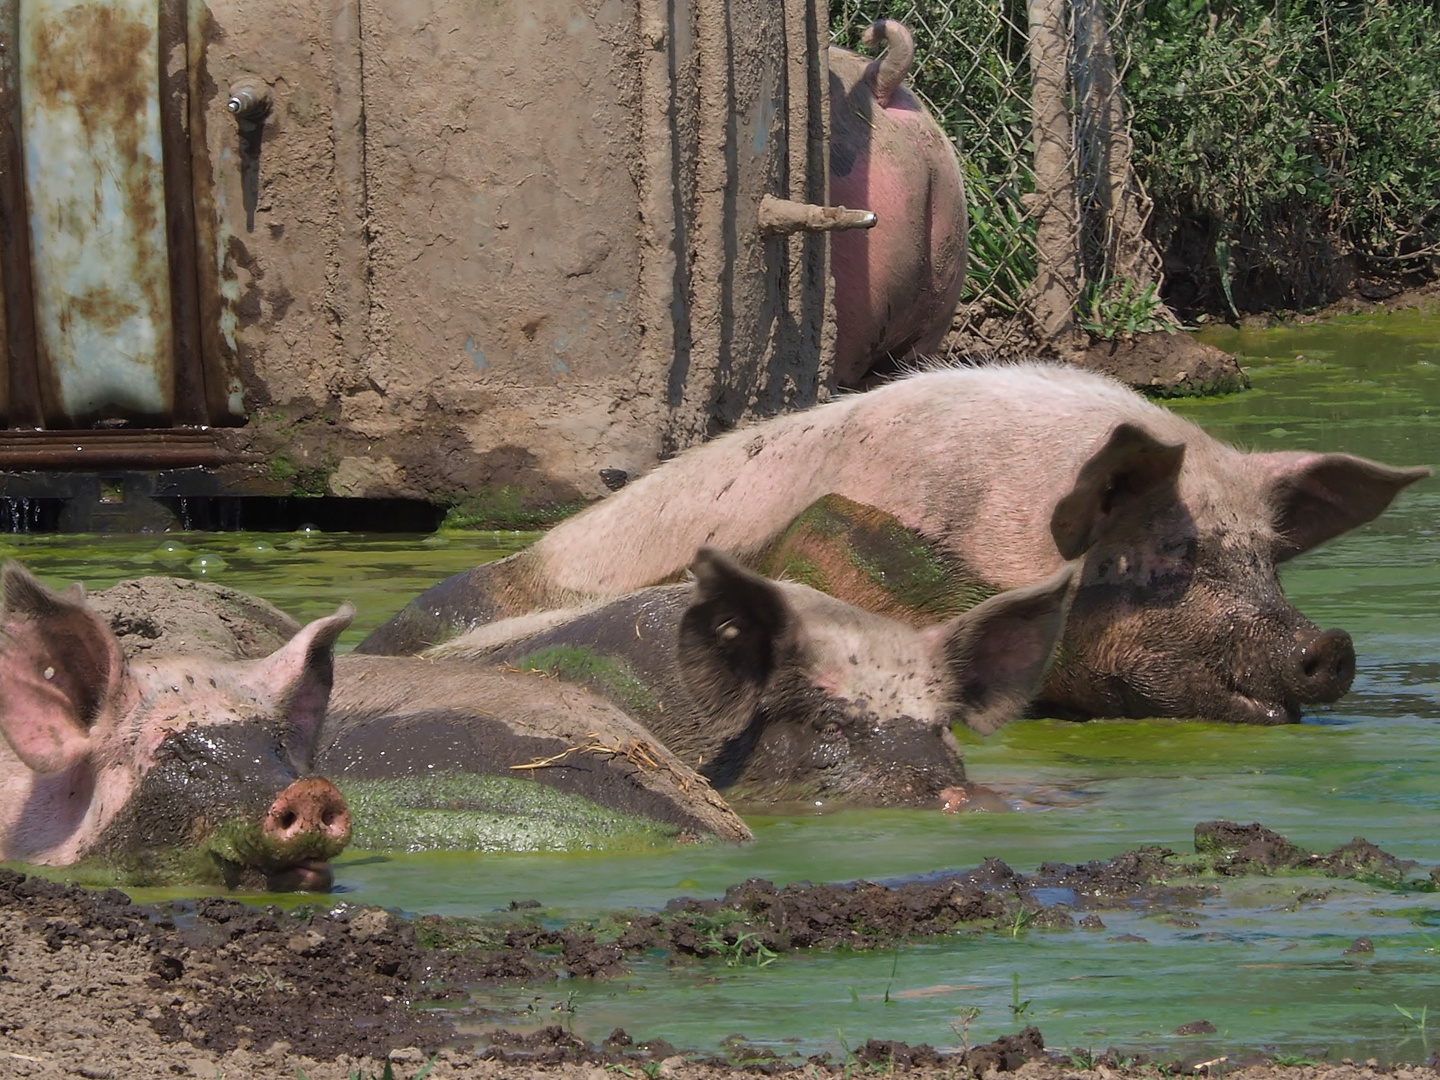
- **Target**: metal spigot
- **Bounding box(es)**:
[226,81,271,123]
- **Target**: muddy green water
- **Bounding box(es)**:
[9,312,1440,1063]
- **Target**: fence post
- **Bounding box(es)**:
[1072,0,1173,323]
[1024,0,1081,352]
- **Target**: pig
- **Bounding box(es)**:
[359,363,1429,726]
[828,20,969,386]
[314,655,751,843]
[427,547,1074,806]
[0,562,353,891]
[74,573,752,845]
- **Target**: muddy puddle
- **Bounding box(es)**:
[3,312,1439,1065]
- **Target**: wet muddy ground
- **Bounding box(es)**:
[6,823,1438,1079]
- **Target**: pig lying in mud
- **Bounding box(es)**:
[46,569,750,850]
[361,363,1429,726]
[312,657,750,844]
[828,19,968,386]
[427,548,1073,806]
[0,563,352,891]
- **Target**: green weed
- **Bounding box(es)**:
[702,927,778,968]
[1396,1002,1429,1036]
[1008,907,1038,938]
[883,941,904,1004]
[1010,972,1031,1018]
[1078,277,1174,340]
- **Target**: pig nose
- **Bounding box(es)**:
[1294,627,1356,702]
[263,776,351,846]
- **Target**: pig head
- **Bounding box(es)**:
[0,563,353,891]
[434,549,1073,806]
[1038,422,1422,723]
[829,20,968,386]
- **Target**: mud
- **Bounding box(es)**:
[938,314,1248,398]
[87,575,301,660]
[1070,331,1249,397]
[2,822,1436,1078]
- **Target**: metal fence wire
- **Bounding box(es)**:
[830,0,1170,357]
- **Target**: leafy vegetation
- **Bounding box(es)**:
[1118,0,1440,312]
[1078,277,1175,339]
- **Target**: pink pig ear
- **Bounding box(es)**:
[235,604,354,743]
[1253,452,1430,561]
[0,561,124,774]
[1050,423,1186,559]
[940,562,1075,736]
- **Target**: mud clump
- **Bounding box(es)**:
[1195,821,1420,882]
[423,823,1432,983]
[474,1026,1046,1076]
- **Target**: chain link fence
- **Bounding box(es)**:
[830,0,1170,357]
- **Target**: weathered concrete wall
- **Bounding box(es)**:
[192,0,834,506]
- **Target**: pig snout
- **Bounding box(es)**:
[1293,627,1356,703]
[261,777,351,892]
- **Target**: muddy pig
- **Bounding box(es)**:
[77,573,750,846]
[315,655,750,843]
[0,562,353,891]
[361,363,1429,726]
[428,548,1074,806]
[829,20,968,386]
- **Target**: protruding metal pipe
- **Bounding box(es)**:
[226,81,271,123]
[758,194,877,237]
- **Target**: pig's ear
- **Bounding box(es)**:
[1253,451,1430,561]
[677,548,796,732]
[1050,423,1186,559]
[0,561,124,773]
[237,605,354,742]
[940,563,1074,736]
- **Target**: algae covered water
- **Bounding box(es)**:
[8,313,1440,1063]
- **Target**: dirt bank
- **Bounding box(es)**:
[2,822,1435,1079]
[938,306,1247,398]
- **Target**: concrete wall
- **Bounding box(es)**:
[192,0,835,506]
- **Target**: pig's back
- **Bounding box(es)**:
[535,363,1212,595]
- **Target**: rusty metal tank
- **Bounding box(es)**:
[0,0,853,522]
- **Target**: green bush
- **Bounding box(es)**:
[1118,0,1440,311]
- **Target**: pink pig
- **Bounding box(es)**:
[828,20,968,386]
[360,364,1428,727]
[0,563,353,891]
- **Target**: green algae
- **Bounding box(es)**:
[2,530,534,652]
[8,842,242,891]
[763,494,997,620]
[774,553,830,593]
[441,485,589,530]
[849,517,995,617]
[516,645,660,715]
[337,773,683,854]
